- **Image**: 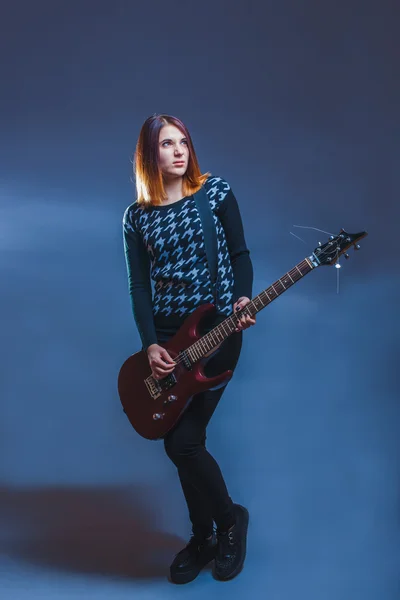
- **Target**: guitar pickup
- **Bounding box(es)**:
[159,372,177,391]
[181,350,192,370]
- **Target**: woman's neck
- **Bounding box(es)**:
[162,177,184,204]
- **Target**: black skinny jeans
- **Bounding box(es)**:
[158,327,243,540]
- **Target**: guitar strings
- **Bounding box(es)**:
[292,224,336,236]
[289,231,307,244]
[161,258,313,371]
[165,311,243,369]
[161,268,302,371]
[158,240,341,376]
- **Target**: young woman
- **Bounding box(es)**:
[122,114,256,583]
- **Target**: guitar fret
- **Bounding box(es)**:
[221,321,229,335]
[295,265,303,277]
[304,258,313,270]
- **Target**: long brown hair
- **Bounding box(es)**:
[134,114,211,207]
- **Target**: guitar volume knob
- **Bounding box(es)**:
[164,394,177,405]
[153,413,165,420]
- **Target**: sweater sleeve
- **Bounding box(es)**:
[122,209,158,351]
[217,188,254,304]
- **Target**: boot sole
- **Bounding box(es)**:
[170,552,216,584]
[213,504,249,581]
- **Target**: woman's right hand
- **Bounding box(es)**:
[146,344,176,380]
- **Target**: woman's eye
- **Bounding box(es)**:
[161,140,187,147]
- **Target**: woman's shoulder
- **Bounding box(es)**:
[123,200,144,230]
[203,174,232,205]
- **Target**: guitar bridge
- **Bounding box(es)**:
[145,376,162,399]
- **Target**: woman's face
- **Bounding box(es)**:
[158,124,189,180]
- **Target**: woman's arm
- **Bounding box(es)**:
[217,188,254,303]
[122,210,158,351]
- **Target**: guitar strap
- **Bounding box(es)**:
[193,186,218,304]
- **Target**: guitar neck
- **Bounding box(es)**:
[185,256,316,363]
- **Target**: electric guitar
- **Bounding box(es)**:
[118,229,367,440]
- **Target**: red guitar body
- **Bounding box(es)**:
[117,303,233,440]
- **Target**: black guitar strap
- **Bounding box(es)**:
[193,186,218,304]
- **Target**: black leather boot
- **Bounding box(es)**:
[213,503,249,581]
[170,532,217,584]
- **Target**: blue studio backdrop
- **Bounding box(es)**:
[1,1,399,599]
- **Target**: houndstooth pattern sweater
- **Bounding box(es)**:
[122,175,253,350]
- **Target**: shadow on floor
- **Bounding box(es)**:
[0,485,185,580]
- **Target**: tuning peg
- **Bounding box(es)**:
[344,253,350,259]
[354,244,361,250]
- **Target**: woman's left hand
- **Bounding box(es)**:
[233,296,256,332]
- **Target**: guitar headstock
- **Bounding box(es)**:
[311,229,368,267]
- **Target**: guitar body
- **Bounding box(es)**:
[118,303,233,440]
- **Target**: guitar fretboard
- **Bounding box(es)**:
[185,257,315,363]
